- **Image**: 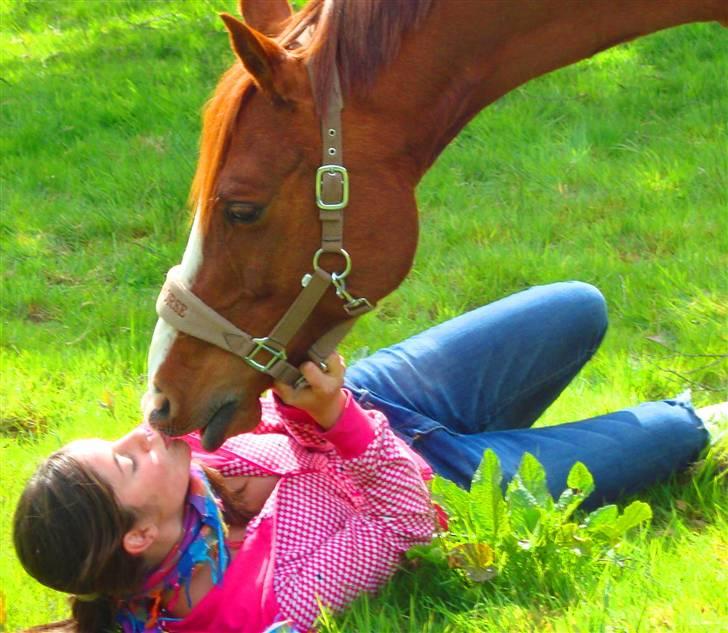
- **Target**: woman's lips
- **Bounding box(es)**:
[142,421,173,449]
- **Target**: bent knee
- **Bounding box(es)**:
[536,281,608,340]
[566,281,608,334]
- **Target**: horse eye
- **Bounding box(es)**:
[223,202,264,224]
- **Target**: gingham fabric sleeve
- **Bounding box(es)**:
[322,392,433,519]
[274,394,436,629]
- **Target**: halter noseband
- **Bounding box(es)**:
[155,68,373,388]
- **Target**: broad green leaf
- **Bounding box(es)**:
[505,478,542,537]
[431,475,473,531]
[584,504,619,530]
[470,449,506,540]
[555,487,587,521]
[515,452,553,510]
[556,487,575,508]
[584,505,620,541]
[614,501,652,535]
[566,461,595,497]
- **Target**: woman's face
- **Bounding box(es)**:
[67,425,191,522]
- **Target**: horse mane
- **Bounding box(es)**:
[190,63,252,220]
[191,0,434,218]
[280,0,434,111]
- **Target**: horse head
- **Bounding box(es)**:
[144,0,420,449]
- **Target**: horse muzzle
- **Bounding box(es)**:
[142,379,262,450]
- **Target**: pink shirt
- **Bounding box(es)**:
[167,390,436,632]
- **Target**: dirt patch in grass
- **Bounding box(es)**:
[24,304,58,323]
[0,413,50,438]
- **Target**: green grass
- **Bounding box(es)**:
[1,1,727,631]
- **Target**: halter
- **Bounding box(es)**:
[155,67,373,388]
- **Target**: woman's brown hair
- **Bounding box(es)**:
[13,448,251,632]
[13,449,146,632]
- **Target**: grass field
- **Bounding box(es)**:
[1,1,726,631]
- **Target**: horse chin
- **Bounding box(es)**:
[200,397,262,451]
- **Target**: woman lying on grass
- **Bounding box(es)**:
[13,282,711,633]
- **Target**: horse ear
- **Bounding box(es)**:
[238,0,293,37]
[220,13,292,100]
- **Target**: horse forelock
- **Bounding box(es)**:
[191,64,255,228]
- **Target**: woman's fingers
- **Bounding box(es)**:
[273,353,346,405]
[325,352,346,377]
[299,362,325,389]
[271,352,347,428]
[299,353,345,389]
[273,380,295,402]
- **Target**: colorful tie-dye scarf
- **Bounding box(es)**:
[116,463,230,632]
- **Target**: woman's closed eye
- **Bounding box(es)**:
[113,452,136,474]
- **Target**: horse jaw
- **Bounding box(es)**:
[200,394,263,451]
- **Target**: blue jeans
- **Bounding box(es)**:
[345,282,709,508]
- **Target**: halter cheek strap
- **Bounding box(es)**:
[156,267,361,387]
[154,67,373,387]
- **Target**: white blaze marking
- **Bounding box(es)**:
[147,211,205,388]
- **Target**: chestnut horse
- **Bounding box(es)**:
[145,0,727,450]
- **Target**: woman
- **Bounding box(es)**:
[13,282,710,633]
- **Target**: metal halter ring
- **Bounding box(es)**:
[312,248,352,280]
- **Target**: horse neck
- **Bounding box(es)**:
[358,0,726,181]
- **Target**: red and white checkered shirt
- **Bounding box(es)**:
[175,390,436,632]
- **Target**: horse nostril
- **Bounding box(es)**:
[152,398,171,422]
[145,392,171,423]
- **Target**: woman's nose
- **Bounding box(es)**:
[115,425,153,452]
[138,424,155,450]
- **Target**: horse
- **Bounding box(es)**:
[144,0,727,450]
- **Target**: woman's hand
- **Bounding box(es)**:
[273,353,347,430]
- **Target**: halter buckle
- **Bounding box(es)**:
[245,337,287,373]
[316,165,349,210]
[343,297,374,317]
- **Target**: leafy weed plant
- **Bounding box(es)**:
[415,451,652,604]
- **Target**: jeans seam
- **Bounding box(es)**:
[488,345,599,424]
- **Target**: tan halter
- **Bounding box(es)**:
[155,68,373,387]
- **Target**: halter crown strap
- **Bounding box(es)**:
[316,68,346,251]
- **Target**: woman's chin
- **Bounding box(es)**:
[171,438,193,471]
